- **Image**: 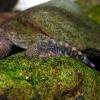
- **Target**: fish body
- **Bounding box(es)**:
[0,1,99,68]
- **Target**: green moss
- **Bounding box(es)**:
[0,1,99,99]
[87,5,100,24]
[0,52,100,99]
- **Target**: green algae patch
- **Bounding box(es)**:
[87,5,100,24]
[0,52,100,99]
[75,0,100,24]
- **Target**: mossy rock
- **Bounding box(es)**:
[0,0,100,99]
[75,0,100,24]
[86,5,100,24]
[0,52,100,99]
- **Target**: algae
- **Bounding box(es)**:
[0,0,100,99]
[0,52,100,99]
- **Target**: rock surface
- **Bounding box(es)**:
[0,0,100,99]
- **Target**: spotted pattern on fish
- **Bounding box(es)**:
[26,34,95,68]
[0,32,95,68]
